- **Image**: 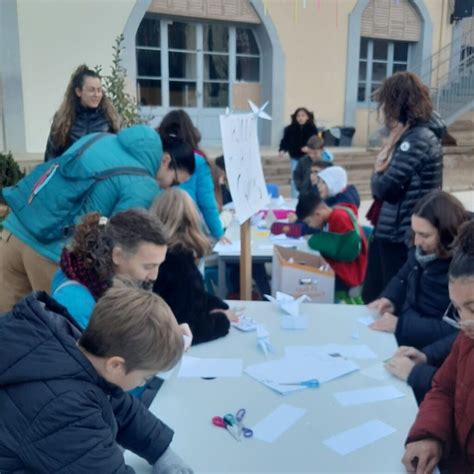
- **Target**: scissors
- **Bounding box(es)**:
[235,408,253,438]
[212,416,241,442]
[280,378,320,388]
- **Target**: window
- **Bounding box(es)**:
[358,38,409,103]
[136,17,162,106]
[135,17,260,109]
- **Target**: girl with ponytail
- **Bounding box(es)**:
[403,220,474,473]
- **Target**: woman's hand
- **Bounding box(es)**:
[385,356,415,381]
[209,307,243,323]
[394,346,427,364]
[219,235,232,244]
[368,297,395,316]
[179,323,193,351]
[402,439,442,474]
[369,312,397,333]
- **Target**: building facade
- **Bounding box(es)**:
[0,0,472,159]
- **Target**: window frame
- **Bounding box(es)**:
[357,38,410,105]
[135,16,261,109]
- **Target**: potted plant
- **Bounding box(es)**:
[0,151,24,228]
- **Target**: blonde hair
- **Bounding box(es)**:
[151,189,210,259]
[50,65,121,149]
[79,278,183,373]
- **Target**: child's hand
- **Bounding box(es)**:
[369,312,397,333]
[384,356,415,381]
[368,297,395,316]
[219,235,232,244]
[179,323,193,351]
[287,212,297,223]
[402,439,442,474]
[394,346,427,364]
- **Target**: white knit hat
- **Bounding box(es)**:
[318,166,347,197]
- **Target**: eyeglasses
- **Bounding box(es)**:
[442,303,461,329]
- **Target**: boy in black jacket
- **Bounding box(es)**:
[0,281,192,473]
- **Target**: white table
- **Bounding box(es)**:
[214,219,314,298]
[125,302,418,473]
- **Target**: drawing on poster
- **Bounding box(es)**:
[220,110,270,224]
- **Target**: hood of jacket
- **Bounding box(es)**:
[117,125,163,176]
[414,113,446,140]
[0,292,100,388]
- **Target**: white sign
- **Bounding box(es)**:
[220,113,270,224]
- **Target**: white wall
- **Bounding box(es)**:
[16,0,136,153]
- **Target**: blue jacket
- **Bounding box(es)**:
[0,292,173,473]
[179,153,223,239]
[4,125,163,262]
[51,269,95,329]
[382,248,457,349]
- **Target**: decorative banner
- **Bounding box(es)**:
[220,113,270,224]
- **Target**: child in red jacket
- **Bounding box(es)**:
[296,191,367,293]
[402,221,474,474]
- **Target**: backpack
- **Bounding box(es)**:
[2,133,151,243]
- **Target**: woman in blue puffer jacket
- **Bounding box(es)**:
[158,110,225,241]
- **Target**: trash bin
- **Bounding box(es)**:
[323,126,356,147]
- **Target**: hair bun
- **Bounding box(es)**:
[455,220,474,256]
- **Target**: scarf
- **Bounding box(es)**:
[414,246,437,268]
[59,248,111,300]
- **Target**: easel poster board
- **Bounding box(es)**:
[220,112,270,299]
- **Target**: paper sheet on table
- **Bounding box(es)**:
[357,315,377,326]
[178,356,243,378]
[334,385,405,406]
[285,344,377,360]
[323,419,396,455]
[361,363,392,381]
[264,292,310,317]
[245,353,359,394]
[252,404,306,443]
[213,241,242,254]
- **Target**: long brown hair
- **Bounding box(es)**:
[50,65,121,149]
[151,188,210,259]
[412,190,470,258]
[374,71,433,126]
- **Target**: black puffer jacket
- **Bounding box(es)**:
[279,122,318,159]
[153,247,230,345]
[44,103,116,161]
[0,292,173,473]
[382,248,457,349]
[372,115,445,243]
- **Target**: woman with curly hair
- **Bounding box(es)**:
[51,209,169,329]
[44,65,121,161]
[362,71,445,304]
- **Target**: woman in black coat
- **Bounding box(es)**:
[45,65,121,161]
[369,191,469,349]
[362,72,445,303]
[151,188,239,345]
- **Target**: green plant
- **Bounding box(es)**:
[97,34,146,127]
[0,151,24,204]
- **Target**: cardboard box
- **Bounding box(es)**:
[271,245,335,303]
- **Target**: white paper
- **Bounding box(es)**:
[245,352,359,394]
[264,292,309,317]
[220,114,270,224]
[334,385,405,406]
[323,420,396,455]
[357,315,377,326]
[285,344,377,360]
[213,241,242,254]
[252,404,306,443]
[361,363,392,381]
[178,356,243,378]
